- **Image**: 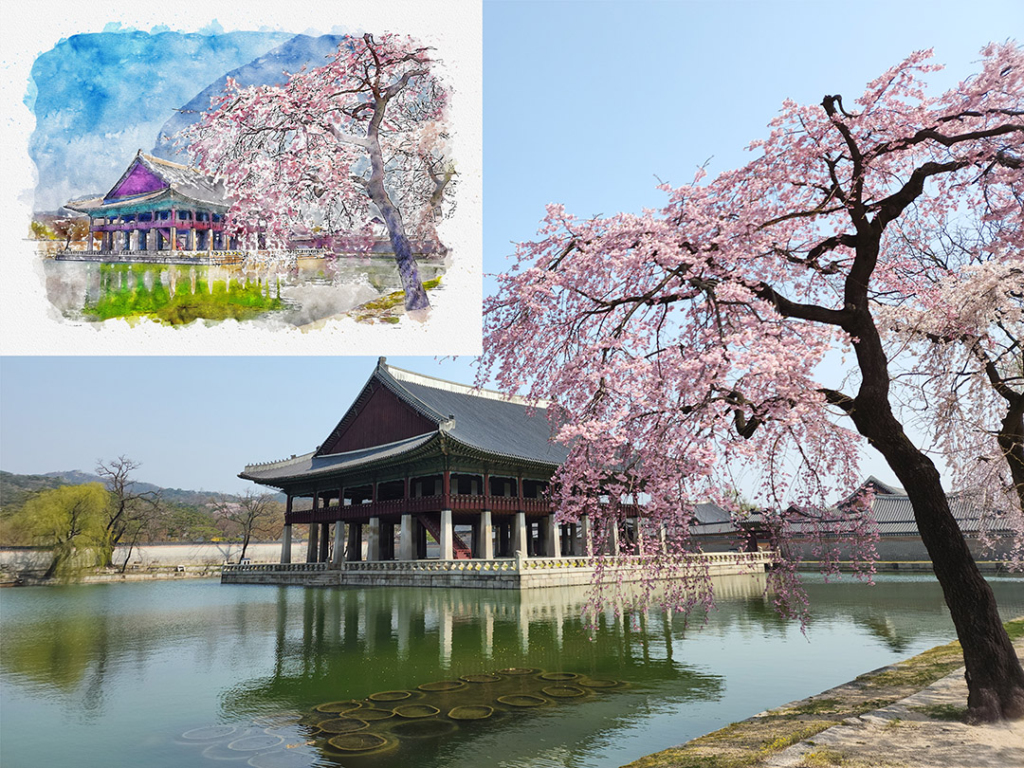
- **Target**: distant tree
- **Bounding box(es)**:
[96,457,163,571]
[184,32,453,312]
[19,484,108,579]
[50,218,90,250]
[29,220,56,240]
[481,44,1024,720]
[215,490,281,562]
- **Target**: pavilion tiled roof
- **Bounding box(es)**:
[241,360,570,485]
[65,151,228,214]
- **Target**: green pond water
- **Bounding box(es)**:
[42,259,446,327]
[1,574,1022,768]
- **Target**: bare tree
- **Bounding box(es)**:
[215,490,280,563]
[96,456,162,571]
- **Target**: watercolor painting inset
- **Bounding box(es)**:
[1,3,481,355]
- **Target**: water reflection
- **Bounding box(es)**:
[1,575,1023,768]
[41,258,445,326]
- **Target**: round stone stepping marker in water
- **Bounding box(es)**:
[391,718,458,739]
[368,689,413,702]
[317,717,369,735]
[542,685,587,698]
[202,741,253,760]
[394,703,441,719]
[496,694,549,708]
[227,733,285,752]
[418,680,466,692]
[357,708,395,722]
[448,705,494,721]
[181,724,239,741]
[326,732,393,753]
[315,699,363,714]
[539,671,579,681]
[461,673,502,683]
[496,667,538,676]
[577,677,620,689]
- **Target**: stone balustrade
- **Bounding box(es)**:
[221,551,775,588]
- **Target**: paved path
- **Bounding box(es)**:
[765,657,1024,768]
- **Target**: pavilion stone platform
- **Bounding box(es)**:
[221,551,775,589]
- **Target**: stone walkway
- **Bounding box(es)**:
[765,657,1024,768]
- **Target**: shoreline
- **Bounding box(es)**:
[624,618,1024,768]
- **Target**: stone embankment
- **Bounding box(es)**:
[625,619,1024,768]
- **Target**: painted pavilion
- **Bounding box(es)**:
[240,359,598,566]
[65,151,236,255]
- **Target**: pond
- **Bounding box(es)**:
[41,257,446,327]
[1,574,1022,768]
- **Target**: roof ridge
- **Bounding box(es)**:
[140,151,196,173]
[382,361,552,408]
[243,450,316,472]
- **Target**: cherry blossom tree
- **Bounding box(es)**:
[481,43,1024,721]
[880,239,1023,549]
[183,33,454,311]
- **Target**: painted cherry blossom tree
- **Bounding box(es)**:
[183,33,454,311]
[481,43,1024,720]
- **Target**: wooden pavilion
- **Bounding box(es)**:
[240,359,591,565]
[65,150,236,255]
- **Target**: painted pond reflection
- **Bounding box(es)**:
[1,574,1023,768]
[42,257,445,326]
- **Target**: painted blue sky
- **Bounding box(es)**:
[28,28,326,211]
[4,0,1023,495]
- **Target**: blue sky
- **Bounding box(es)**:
[3,0,1022,494]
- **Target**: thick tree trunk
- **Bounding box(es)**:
[848,321,1024,722]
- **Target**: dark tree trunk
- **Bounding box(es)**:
[848,316,1024,722]
[996,401,1024,516]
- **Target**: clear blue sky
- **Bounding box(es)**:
[3,0,1021,494]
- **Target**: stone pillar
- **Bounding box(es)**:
[440,509,454,560]
[400,514,415,560]
[307,522,319,563]
[319,522,330,562]
[512,511,528,556]
[581,514,594,556]
[332,520,344,566]
[659,522,668,554]
[88,224,94,252]
[608,519,620,556]
[366,517,381,562]
[477,510,494,559]
[280,524,292,564]
[348,522,363,562]
[544,514,561,558]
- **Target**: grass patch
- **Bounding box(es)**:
[785,698,843,716]
[1004,617,1024,642]
[353,276,442,323]
[799,748,846,766]
[908,703,968,722]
